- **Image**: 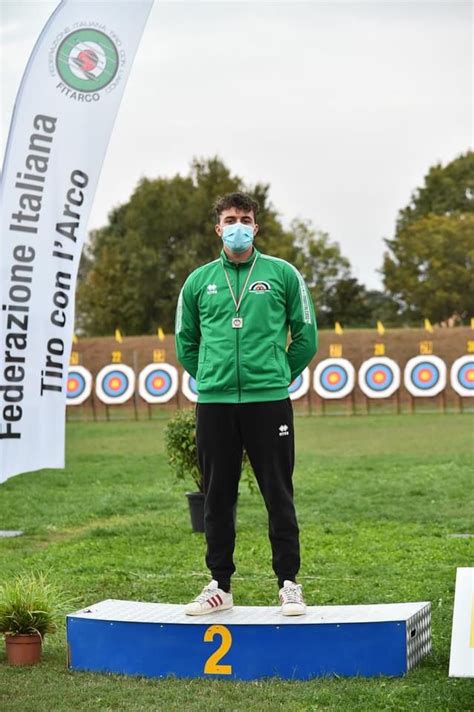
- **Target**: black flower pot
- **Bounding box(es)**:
[186,492,205,533]
[185,492,238,533]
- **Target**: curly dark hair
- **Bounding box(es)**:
[213,192,259,222]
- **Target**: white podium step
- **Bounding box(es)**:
[67,599,431,680]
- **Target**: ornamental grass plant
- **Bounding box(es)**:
[0,570,72,638]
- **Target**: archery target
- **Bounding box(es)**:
[138,363,178,404]
[66,366,92,405]
[182,371,199,402]
[95,364,135,405]
[404,355,446,397]
[313,358,355,399]
[288,368,310,401]
[450,356,474,397]
[358,357,401,399]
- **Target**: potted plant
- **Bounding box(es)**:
[0,570,71,666]
[165,408,255,532]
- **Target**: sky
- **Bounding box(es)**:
[0,0,472,290]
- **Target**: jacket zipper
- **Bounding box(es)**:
[236,264,241,401]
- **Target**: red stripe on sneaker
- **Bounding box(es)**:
[215,594,223,606]
[208,596,217,607]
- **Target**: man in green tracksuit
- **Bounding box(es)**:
[175,192,318,616]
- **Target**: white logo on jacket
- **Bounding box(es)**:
[279,424,289,436]
[249,280,271,293]
[207,284,218,295]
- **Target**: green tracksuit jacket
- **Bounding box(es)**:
[175,247,318,403]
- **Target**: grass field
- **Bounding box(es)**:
[0,413,473,711]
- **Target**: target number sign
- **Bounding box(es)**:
[288,368,310,401]
[182,371,199,402]
[358,357,401,399]
[313,358,355,399]
[404,355,447,397]
[138,363,178,404]
[450,356,474,398]
[95,364,136,405]
[66,366,92,406]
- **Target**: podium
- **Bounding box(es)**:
[67,599,431,680]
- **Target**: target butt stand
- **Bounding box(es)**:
[67,599,431,680]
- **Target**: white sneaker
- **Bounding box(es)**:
[184,580,233,616]
[279,580,306,616]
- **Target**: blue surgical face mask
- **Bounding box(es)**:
[221,222,254,253]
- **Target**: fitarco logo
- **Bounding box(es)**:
[51,26,124,102]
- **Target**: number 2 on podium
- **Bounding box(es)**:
[204,625,233,675]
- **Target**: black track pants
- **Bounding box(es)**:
[196,398,300,588]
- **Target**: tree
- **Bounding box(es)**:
[77,157,294,335]
[383,213,474,322]
[78,157,381,334]
[362,289,403,325]
[323,278,373,327]
[397,151,474,231]
[382,152,474,323]
[292,219,371,327]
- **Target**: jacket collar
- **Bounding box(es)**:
[220,246,260,268]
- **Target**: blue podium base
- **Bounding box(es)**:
[67,599,431,680]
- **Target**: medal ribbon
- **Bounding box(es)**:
[222,253,259,314]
